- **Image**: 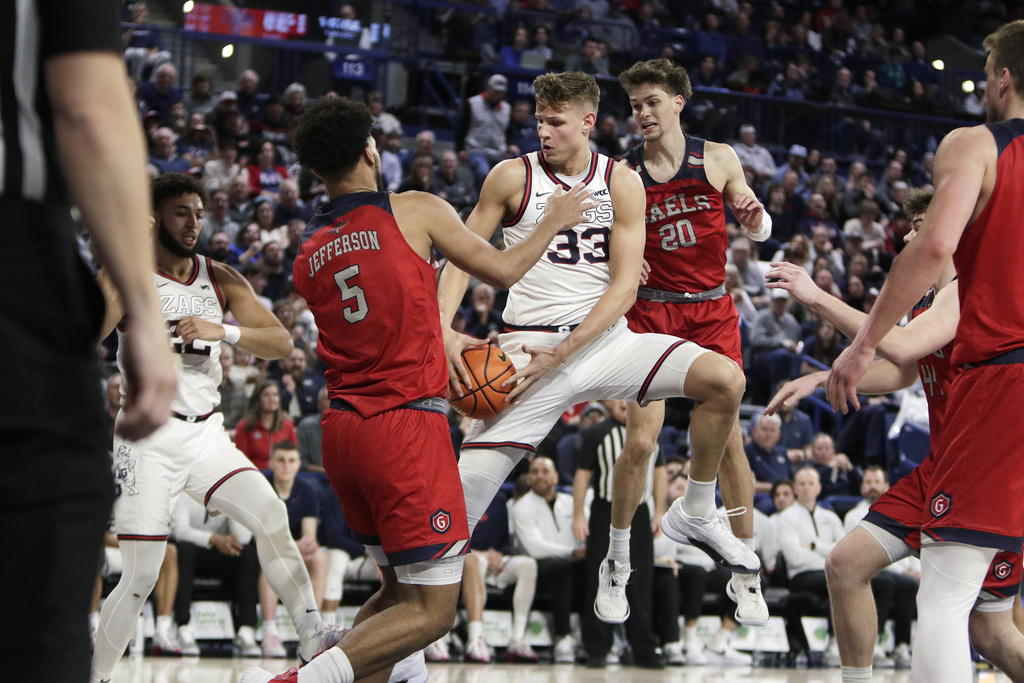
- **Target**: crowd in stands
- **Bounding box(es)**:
[94,0,973,667]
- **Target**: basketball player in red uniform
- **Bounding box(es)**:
[766,189,1024,680]
[241,97,594,683]
[593,59,772,626]
[828,20,1024,680]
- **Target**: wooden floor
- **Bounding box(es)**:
[110,656,1013,682]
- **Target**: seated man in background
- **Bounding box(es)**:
[171,494,261,657]
[512,457,585,664]
[745,414,794,494]
[259,442,328,657]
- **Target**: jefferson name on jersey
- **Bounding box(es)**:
[304,219,381,278]
[646,192,712,225]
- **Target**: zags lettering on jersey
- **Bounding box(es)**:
[306,230,381,277]
[646,194,712,224]
[160,294,220,317]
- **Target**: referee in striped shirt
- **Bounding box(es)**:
[1,2,174,680]
[573,400,667,667]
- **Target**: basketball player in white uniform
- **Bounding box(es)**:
[437,72,759,618]
[90,174,339,683]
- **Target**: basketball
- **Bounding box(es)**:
[448,344,517,420]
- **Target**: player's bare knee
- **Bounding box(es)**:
[621,432,658,465]
[692,355,744,408]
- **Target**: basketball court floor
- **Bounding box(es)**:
[110,657,1013,682]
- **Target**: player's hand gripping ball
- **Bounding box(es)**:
[448,344,516,419]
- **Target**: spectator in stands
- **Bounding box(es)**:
[808,224,845,281]
[457,74,513,185]
[227,173,255,228]
[147,126,191,176]
[512,456,584,664]
[841,466,917,669]
[275,345,324,421]
[247,140,290,200]
[177,112,214,167]
[690,52,725,89]
[282,82,307,119]
[206,231,232,265]
[732,124,776,187]
[802,319,846,377]
[274,179,312,226]
[204,138,242,196]
[258,442,327,657]
[137,63,182,127]
[282,219,304,274]
[253,96,291,148]
[459,283,503,342]
[619,117,643,154]
[256,241,288,302]
[653,468,753,666]
[555,402,608,487]
[171,494,261,657]
[369,128,400,192]
[759,478,796,573]
[565,37,612,76]
[318,485,377,625]
[764,182,798,247]
[777,466,846,662]
[298,387,328,473]
[248,197,284,246]
[853,69,885,109]
[768,61,810,100]
[123,2,172,82]
[399,130,440,176]
[233,380,298,470]
[728,236,769,308]
[963,81,987,119]
[592,113,625,159]
[501,26,531,66]
[686,54,737,140]
[435,151,478,215]
[215,342,248,432]
[693,13,728,67]
[236,70,263,123]
[508,100,541,156]
[531,25,554,65]
[726,264,757,324]
[462,493,540,663]
[874,158,904,210]
[751,288,803,399]
[798,192,842,248]
[184,72,215,117]
[911,150,935,188]
[772,144,810,187]
[775,385,815,460]
[397,155,445,195]
[594,1,640,55]
[365,91,402,136]
[745,413,794,493]
[843,199,887,253]
[574,399,664,670]
[842,170,879,223]
[809,433,858,497]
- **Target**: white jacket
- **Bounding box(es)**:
[777,502,845,579]
[512,490,578,560]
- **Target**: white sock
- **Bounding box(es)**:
[685,625,699,648]
[298,646,354,683]
[263,619,279,636]
[512,614,528,643]
[682,477,717,518]
[156,615,173,636]
[468,620,483,642]
[608,526,631,564]
[841,665,873,681]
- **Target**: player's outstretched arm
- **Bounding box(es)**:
[710,142,769,241]
[48,51,175,441]
[765,261,959,366]
[503,163,645,401]
[175,262,293,360]
[765,359,917,416]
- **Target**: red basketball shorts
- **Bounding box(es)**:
[320,406,469,565]
[920,364,1024,552]
[865,453,1022,596]
[626,294,743,370]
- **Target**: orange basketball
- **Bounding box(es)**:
[448,344,517,419]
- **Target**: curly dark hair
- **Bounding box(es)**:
[151,172,208,211]
[619,58,693,100]
[293,97,373,180]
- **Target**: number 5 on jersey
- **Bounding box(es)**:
[334,264,368,322]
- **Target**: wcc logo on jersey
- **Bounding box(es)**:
[994,560,1014,581]
[431,508,451,534]
[930,491,952,519]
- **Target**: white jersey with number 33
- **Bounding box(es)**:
[501,151,617,328]
[116,256,225,416]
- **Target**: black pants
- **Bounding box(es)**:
[0,198,113,682]
[877,571,918,646]
[581,498,657,659]
[174,540,260,629]
[535,556,585,639]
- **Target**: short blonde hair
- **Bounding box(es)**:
[533,72,600,113]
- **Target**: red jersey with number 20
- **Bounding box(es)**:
[294,191,448,418]
[624,135,727,293]
[910,288,957,454]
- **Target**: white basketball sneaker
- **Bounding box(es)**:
[594,558,631,623]
[660,500,761,573]
[726,571,769,625]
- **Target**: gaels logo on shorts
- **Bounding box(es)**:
[930,491,952,519]
[994,561,1014,581]
[431,508,452,534]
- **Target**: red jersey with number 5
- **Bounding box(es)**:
[294,191,447,418]
[952,119,1024,367]
[910,288,957,453]
[624,135,727,293]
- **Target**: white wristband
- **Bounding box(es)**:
[222,325,241,345]
[745,211,772,242]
